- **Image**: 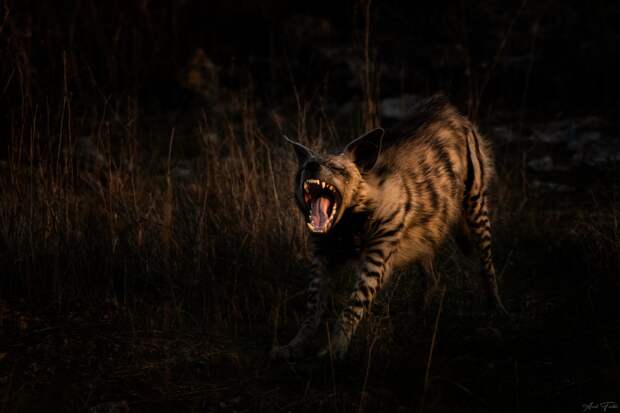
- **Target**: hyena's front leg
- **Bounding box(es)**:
[271,259,328,360]
[318,242,396,360]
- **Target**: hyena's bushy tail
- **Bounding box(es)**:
[462,126,507,314]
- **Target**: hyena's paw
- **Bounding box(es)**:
[317,330,351,361]
[270,343,304,361]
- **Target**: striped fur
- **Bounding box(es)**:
[272,95,506,361]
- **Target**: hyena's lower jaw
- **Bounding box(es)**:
[306,219,334,234]
[305,204,339,233]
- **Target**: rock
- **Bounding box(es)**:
[491,126,521,143]
[531,180,573,192]
[527,156,554,172]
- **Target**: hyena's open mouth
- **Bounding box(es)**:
[303,179,340,233]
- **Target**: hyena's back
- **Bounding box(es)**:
[366,95,495,266]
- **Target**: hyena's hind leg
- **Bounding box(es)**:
[463,191,508,315]
[454,215,474,257]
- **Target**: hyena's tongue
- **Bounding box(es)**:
[311,197,331,229]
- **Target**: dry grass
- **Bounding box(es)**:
[1,1,620,412]
[2,81,619,413]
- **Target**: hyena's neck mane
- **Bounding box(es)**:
[349,180,376,214]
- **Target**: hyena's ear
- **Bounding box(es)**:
[344,128,384,171]
[283,135,314,164]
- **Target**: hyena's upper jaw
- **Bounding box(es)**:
[303,179,340,234]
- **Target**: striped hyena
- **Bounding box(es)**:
[272,95,506,361]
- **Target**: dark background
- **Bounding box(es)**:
[1,1,619,412]
[4,1,620,118]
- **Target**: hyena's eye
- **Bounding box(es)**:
[328,164,346,173]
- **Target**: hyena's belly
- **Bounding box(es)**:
[391,228,436,268]
[392,202,461,268]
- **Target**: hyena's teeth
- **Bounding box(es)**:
[321,182,326,188]
[306,222,314,231]
[331,203,338,219]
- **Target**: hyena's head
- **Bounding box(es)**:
[284,128,384,234]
